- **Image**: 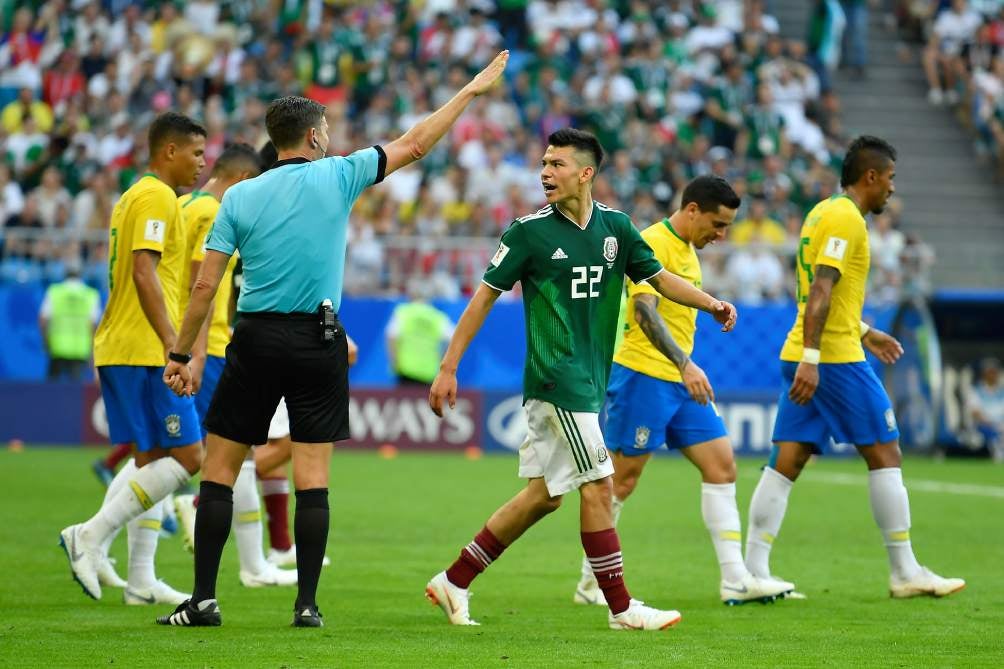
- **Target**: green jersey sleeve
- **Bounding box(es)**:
[623,221,663,283]
[483,222,530,291]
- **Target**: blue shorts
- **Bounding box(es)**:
[772,361,899,449]
[98,366,202,452]
[195,355,227,437]
[604,363,728,454]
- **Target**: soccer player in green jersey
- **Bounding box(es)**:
[426,128,737,630]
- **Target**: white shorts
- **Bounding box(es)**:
[267,397,290,440]
[518,399,614,497]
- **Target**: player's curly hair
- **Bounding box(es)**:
[841,135,896,188]
[148,112,206,154]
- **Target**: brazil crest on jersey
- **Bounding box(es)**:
[483,202,663,412]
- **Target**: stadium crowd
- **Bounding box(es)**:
[0,0,931,304]
[890,0,1004,173]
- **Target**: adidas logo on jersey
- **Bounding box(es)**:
[551,248,568,260]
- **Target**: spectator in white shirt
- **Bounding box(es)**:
[923,0,983,105]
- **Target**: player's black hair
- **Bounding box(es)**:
[212,143,262,177]
[258,140,278,170]
[265,96,326,150]
[841,135,896,188]
[680,175,741,212]
[148,112,206,154]
[547,128,604,171]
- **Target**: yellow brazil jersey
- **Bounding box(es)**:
[780,194,869,363]
[94,174,186,367]
[179,191,237,358]
[613,219,700,383]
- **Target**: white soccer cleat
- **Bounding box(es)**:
[890,566,965,599]
[59,524,102,600]
[239,563,298,588]
[573,573,607,606]
[123,579,190,606]
[174,494,197,554]
[609,599,681,631]
[425,571,479,625]
[96,553,127,588]
[267,545,330,568]
[721,572,795,605]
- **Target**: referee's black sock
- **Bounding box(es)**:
[191,481,234,604]
[293,488,329,609]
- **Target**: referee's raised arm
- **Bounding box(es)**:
[382,50,508,177]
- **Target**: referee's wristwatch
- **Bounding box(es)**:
[168,351,193,364]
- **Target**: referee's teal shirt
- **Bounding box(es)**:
[206,146,386,313]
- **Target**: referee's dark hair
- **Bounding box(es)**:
[681,175,741,212]
[841,135,896,188]
[265,96,326,150]
[149,112,206,153]
[211,143,263,177]
[547,128,604,173]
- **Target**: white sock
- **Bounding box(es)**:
[868,468,922,581]
[702,482,747,583]
[745,466,793,578]
[81,457,191,547]
[580,496,624,580]
[126,501,163,590]
[233,459,268,575]
[99,459,137,557]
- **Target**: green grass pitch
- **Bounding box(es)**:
[1,447,1001,668]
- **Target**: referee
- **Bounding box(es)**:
[158,51,509,628]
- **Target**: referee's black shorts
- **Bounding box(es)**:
[204,311,349,445]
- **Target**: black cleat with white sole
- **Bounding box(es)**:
[156,599,222,626]
[291,604,323,627]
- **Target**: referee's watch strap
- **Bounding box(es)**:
[168,351,193,364]
[372,145,387,184]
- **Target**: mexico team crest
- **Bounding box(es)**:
[596,446,608,463]
[603,236,618,263]
[165,414,181,437]
[634,426,650,449]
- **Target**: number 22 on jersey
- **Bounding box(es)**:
[571,265,603,299]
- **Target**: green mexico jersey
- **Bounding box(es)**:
[484,202,663,412]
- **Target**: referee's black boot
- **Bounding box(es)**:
[156,598,222,627]
[291,603,323,627]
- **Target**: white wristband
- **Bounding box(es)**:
[859,320,871,337]
[801,348,821,365]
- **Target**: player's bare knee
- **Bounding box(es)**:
[175,444,203,475]
[612,478,636,501]
[860,441,902,470]
[537,495,562,515]
[702,458,736,484]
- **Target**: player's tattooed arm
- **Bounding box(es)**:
[634,294,690,372]
[803,265,841,349]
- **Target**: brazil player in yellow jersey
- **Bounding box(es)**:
[745,136,965,598]
[573,176,793,606]
[60,113,207,603]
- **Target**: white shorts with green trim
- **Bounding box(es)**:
[518,399,614,497]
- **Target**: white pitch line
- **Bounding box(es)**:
[799,471,1004,499]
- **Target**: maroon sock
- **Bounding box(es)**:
[103,443,132,469]
[445,526,507,589]
[261,476,292,551]
[582,528,631,614]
